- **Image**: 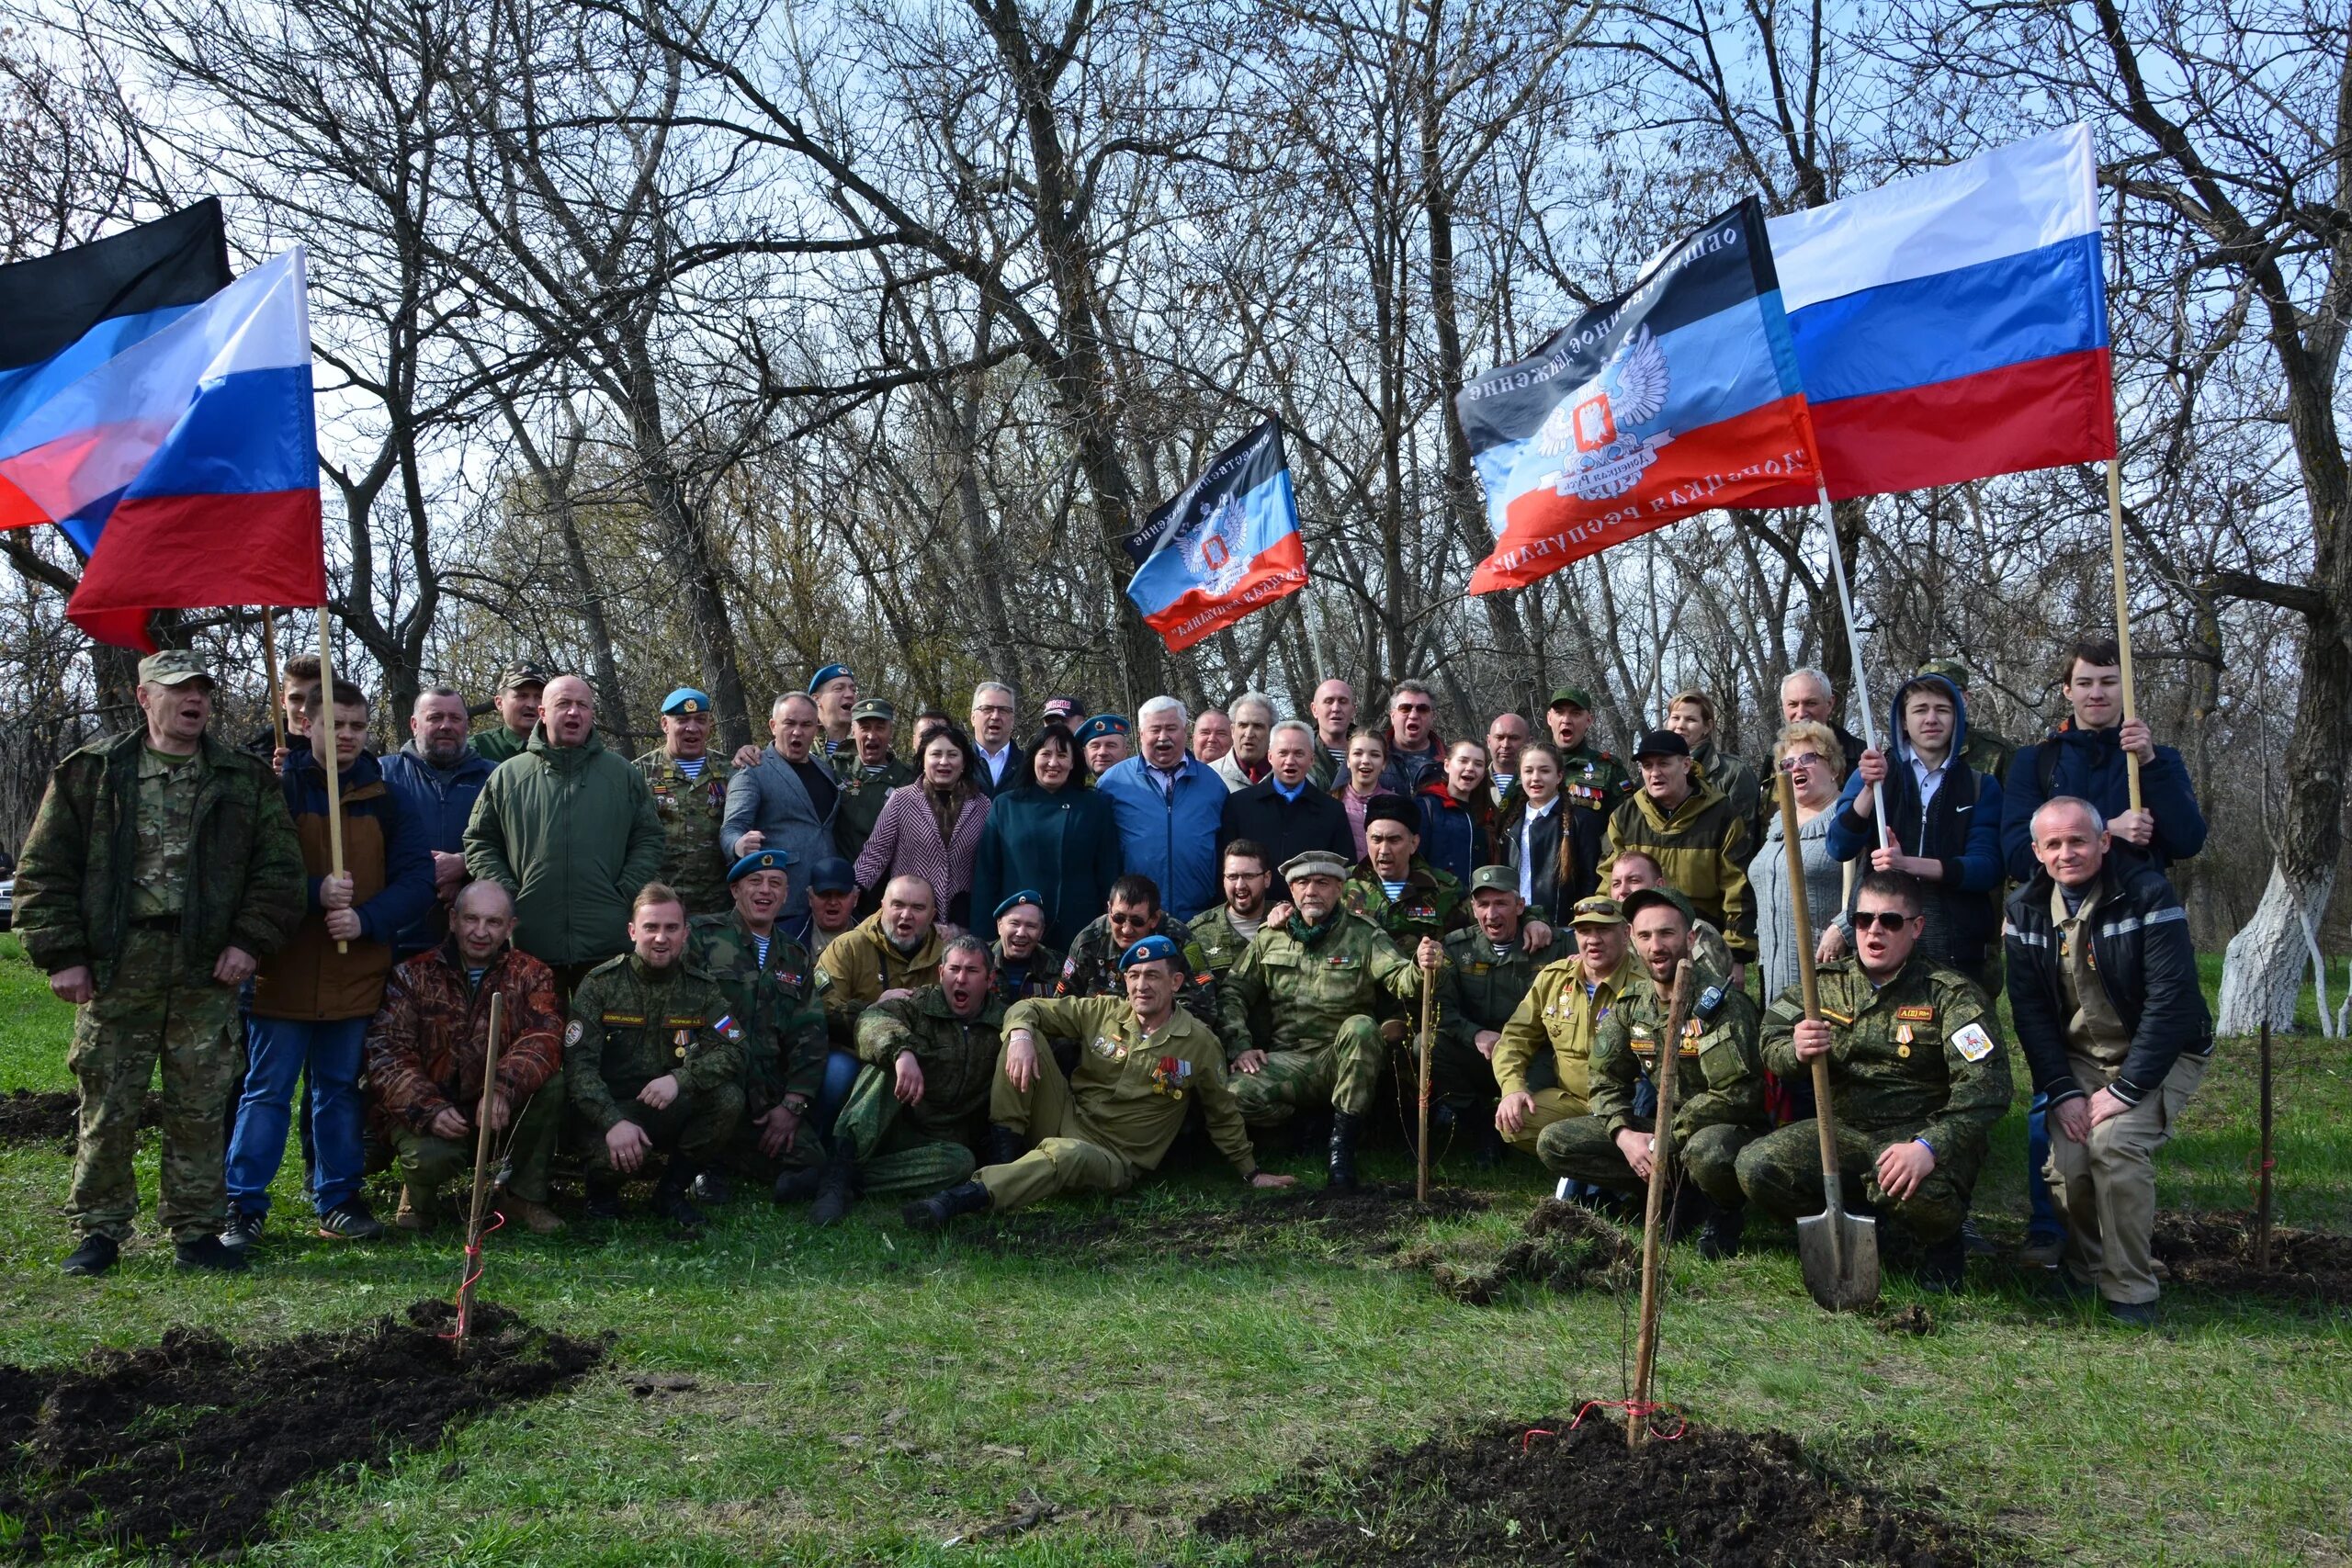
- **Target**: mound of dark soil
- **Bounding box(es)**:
[1197,1410,1999,1566]
[974,1180,1488,1262]
[1399,1200,1636,1304]
[0,1299,604,1560]
[2153,1210,2352,1307]
[0,1089,164,1147]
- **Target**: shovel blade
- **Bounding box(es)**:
[1795,1209,1882,1311]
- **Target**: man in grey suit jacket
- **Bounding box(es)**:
[723,692,840,939]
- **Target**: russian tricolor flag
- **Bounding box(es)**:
[1757,124,2114,502]
[0,204,325,651]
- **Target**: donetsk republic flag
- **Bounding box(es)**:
[1125,417,1306,652]
[1459,200,1822,594]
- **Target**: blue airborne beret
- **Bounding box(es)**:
[729,849,792,883]
[993,889,1045,920]
[807,663,854,694]
[1074,714,1131,745]
[1118,934,1179,972]
[661,687,713,716]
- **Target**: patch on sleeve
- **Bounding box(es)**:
[1950,1021,1996,1062]
[815,969,832,993]
[1766,998,1804,1021]
[563,1020,583,1047]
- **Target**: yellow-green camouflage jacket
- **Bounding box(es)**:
[634,749,733,917]
[1215,911,1421,1063]
[1003,995,1256,1176]
[1760,956,2012,1161]
[688,910,823,1111]
[564,954,744,1130]
[1490,950,1641,1107]
[1599,781,1756,958]
[854,986,1007,1140]
[1589,961,1766,1138]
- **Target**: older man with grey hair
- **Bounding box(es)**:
[722,692,839,940]
[967,681,1024,796]
[1220,718,1355,867]
[1213,691,1279,792]
[1777,667,1865,773]
[1095,694,1225,919]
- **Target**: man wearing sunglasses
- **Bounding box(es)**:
[1736,869,2013,1292]
[1378,681,1448,795]
[1055,874,1221,1039]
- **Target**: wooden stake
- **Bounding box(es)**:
[456,990,505,1353]
[261,608,286,755]
[2107,457,2143,811]
[315,610,348,953]
[2255,1020,2274,1272]
[1415,968,1436,1204]
[1628,958,1694,1451]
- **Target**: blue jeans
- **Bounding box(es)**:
[2026,1094,2062,1242]
[813,1049,861,1142]
[229,1016,369,1217]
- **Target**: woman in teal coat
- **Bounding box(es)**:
[968,723,1123,949]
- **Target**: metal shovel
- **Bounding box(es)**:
[1777,768,1881,1311]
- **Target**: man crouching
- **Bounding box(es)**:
[902,934,1295,1229]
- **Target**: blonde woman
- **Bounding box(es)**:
[1748,719,1849,1001]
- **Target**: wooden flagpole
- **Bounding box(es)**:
[2106,457,2143,810]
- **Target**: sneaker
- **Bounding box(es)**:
[502,1196,566,1235]
[221,1209,265,1250]
[62,1235,119,1277]
[316,1201,386,1241]
[175,1235,250,1273]
[2105,1297,2158,1328]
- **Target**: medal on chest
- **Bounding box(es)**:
[1149,1055,1191,1099]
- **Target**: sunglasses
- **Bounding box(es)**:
[1850,910,1915,931]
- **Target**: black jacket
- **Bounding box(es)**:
[1498,795,1605,923]
[1218,778,1356,869]
[2004,861,2211,1110]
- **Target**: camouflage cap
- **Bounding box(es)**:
[137,649,212,687]
[1547,685,1595,711]
[1916,657,1972,691]
[1467,864,1521,897]
[495,662,548,694]
[1568,895,1626,928]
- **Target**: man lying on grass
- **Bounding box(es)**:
[900,934,1295,1230]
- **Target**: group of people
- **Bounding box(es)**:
[12,639,2213,1324]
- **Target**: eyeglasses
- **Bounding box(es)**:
[1395,701,1432,713]
[1777,752,1826,773]
[1850,910,1914,931]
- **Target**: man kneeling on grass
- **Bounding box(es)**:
[364,880,566,1234]
[902,935,1295,1229]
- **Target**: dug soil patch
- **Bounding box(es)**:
[975,1180,1487,1263]
[1197,1411,2003,1566]
[2153,1210,2352,1307]
[1398,1200,1636,1304]
[0,1089,161,1147]
[0,1299,604,1560]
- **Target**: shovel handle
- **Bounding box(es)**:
[1777,769,1845,1269]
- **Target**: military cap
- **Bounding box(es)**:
[1074,714,1131,745]
[1569,895,1627,927]
[1118,933,1180,971]
[852,696,897,722]
[1621,886,1695,926]
[661,687,713,716]
[1916,657,1972,691]
[495,661,548,693]
[1547,685,1596,711]
[729,849,792,883]
[1282,850,1351,884]
[1631,729,1690,761]
[806,856,856,894]
[807,662,854,694]
[1467,864,1521,897]
[993,888,1045,919]
[1363,792,1419,833]
[137,649,212,687]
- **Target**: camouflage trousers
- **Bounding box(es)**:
[386,1084,564,1203]
[1228,1016,1387,1123]
[1735,1119,1983,1243]
[978,1046,1138,1213]
[66,929,242,1244]
[568,1083,744,1179]
[1534,1115,1756,1209]
[832,1065,979,1199]
[720,1100,829,1182]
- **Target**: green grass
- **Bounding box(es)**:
[0,934,2346,1565]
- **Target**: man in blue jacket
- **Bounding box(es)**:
[1096,696,1224,921]
[379,685,491,960]
[1824,671,2004,987]
[1999,637,2207,885]
[2005,796,2211,1325]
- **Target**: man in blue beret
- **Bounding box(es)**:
[1074,715,1132,781]
[808,664,858,768]
[636,688,734,918]
[989,891,1063,1006]
[691,849,829,1203]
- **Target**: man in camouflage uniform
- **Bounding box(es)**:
[1058,874,1219,1037]
[635,687,732,917]
[1343,793,1466,953]
[1217,851,1439,1189]
[832,697,917,873]
[801,936,1006,1224]
[1189,840,1274,978]
[901,934,1296,1228]
[1607,851,1736,977]
[1546,684,1634,816]
[688,850,827,1204]
[1737,869,2012,1290]
[1490,896,1639,1157]
[16,649,306,1276]
[565,884,745,1229]
[988,891,1063,1005]
[1430,865,1566,1164]
[1541,887,1767,1257]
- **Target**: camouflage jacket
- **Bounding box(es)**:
[1589,961,1767,1139]
[365,942,565,1132]
[1216,911,1422,1063]
[991,940,1065,1007]
[16,729,305,988]
[689,910,824,1111]
[1761,956,2012,1161]
[1186,904,1262,977]
[563,954,743,1131]
[634,750,734,917]
[854,986,1007,1142]
[1058,910,1220,1039]
[1432,923,1566,1055]
[1341,858,1466,952]
[833,756,917,863]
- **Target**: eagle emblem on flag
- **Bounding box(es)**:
[1174,491,1250,597]
[1532,325,1674,501]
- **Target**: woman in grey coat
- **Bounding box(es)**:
[1748,720,1851,1002]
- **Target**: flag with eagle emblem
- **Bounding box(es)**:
[1458,200,1821,593]
[1124,417,1306,651]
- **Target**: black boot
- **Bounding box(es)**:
[900,1179,992,1232]
[1697,1202,1746,1261]
[1327,1111,1363,1192]
[62,1235,119,1277]
[1917,1233,1968,1293]
[1295,1111,1331,1159]
[584,1180,625,1221]
[772,1164,824,1204]
[1667,1184,1711,1244]
[1474,1106,1505,1170]
[808,1145,861,1227]
[690,1168,733,1204]
[985,1123,1026,1168]
[651,1164,707,1230]
[174,1235,250,1273]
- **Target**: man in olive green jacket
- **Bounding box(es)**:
[464,675,663,997]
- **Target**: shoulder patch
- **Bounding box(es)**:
[814,969,832,993]
[1950,1021,1996,1062]
[563,1020,583,1047]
